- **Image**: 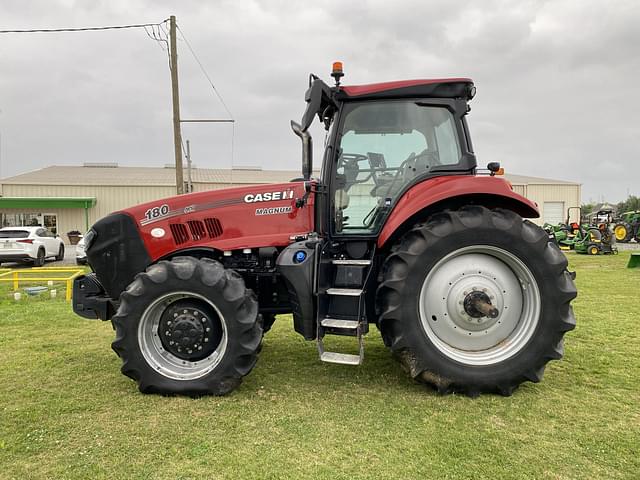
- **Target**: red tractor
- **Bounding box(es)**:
[73,64,576,397]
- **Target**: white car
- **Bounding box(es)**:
[75,236,87,265]
[0,226,65,267]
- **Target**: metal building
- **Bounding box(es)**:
[0,165,581,238]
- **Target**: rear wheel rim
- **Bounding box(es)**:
[615,226,626,241]
[419,245,541,366]
[138,291,227,380]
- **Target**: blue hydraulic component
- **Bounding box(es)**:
[294,250,307,263]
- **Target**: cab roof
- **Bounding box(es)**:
[338,78,474,100]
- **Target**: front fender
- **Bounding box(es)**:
[377,175,539,248]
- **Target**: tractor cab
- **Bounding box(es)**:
[292,64,477,238]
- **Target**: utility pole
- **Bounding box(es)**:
[169,15,184,195]
[186,139,193,193]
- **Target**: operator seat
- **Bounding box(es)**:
[335,188,350,210]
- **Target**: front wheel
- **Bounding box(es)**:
[55,244,65,261]
[111,257,262,396]
[377,206,577,396]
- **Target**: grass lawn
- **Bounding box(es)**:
[0,252,639,479]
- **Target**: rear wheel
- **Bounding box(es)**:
[34,248,45,267]
[588,245,600,255]
[377,206,576,396]
[111,257,261,396]
[613,223,632,242]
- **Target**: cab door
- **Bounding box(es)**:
[328,99,465,237]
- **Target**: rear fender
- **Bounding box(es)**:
[377,176,539,249]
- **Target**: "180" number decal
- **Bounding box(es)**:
[144,204,170,221]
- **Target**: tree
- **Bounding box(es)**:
[581,203,595,216]
[616,195,640,216]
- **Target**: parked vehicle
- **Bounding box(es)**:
[0,226,65,266]
[73,64,577,397]
[613,210,640,243]
[75,236,87,265]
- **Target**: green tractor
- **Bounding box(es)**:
[543,223,573,249]
[573,224,616,255]
[545,207,617,255]
[613,211,640,243]
[543,206,583,250]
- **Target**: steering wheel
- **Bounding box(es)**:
[340,153,369,165]
[339,153,371,187]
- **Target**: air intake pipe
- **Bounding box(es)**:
[290,120,313,181]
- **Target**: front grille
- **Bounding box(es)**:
[169,217,223,245]
[86,213,152,298]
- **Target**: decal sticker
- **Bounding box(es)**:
[144,203,170,221]
[255,206,293,216]
[139,196,244,226]
[244,190,294,203]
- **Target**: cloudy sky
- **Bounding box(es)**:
[1,0,639,202]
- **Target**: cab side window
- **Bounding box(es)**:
[333,101,462,234]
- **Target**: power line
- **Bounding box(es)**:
[0,22,168,34]
[176,24,234,120]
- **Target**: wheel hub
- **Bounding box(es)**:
[444,271,505,334]
[158,302,220,361]
[419,246,540,365]
[463,291,499,319]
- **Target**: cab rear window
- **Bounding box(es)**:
[0,230,29,238]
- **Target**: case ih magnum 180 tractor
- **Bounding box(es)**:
[73,64,577,397]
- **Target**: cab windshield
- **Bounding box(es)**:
[334,100,463,233]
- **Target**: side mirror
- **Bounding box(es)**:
[487,162,504,176]
[291,120,313,181]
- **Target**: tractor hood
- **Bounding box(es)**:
[85,181,314,299]
[123,181,315,260]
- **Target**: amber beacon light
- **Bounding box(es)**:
[331,61,344,85]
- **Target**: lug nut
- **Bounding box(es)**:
[204,337,209,342]
[205,327,210,332]
[198,346,202,350]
